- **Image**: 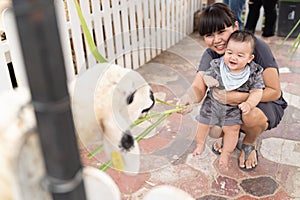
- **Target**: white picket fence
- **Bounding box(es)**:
[0,0,203,92]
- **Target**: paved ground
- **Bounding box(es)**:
[80,32,300,200]
[2,1,299,199]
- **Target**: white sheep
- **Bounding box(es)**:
[0,63,155,199]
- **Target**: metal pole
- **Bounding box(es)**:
[11,0,87,199]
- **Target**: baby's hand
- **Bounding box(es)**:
[176,94,194,115]
[203,75,219,88]
[238,102,251,114]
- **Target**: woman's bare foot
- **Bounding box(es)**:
[239,145,258,170]
[192,143,205,156]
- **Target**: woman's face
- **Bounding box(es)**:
[203,23,238,55]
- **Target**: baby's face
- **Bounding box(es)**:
[224,40,254,74]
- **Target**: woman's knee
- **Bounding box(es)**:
[208,126,223,138]
[242,108,268,130]
[242,108,268,128]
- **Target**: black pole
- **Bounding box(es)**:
[11,0,87,199]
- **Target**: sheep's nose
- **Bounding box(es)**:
[119,130,134,151]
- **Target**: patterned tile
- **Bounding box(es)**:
[240,176,278,197]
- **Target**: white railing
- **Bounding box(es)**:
[0,0,203,92]
[0,40,12,91]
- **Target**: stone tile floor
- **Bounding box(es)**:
[80,32,300,200]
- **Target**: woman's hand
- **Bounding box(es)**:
[212,88,248,106]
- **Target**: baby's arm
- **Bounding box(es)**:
[238,89,263,114]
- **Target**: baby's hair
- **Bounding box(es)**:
[227,30,256,53]
[198,3,236,36]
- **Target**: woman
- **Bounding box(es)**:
[178,3,287,171]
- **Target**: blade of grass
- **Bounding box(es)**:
[130,106,183,128]
[99,160,111,171]
[277,18,300,53]
[134,106,183,141]
[288,34,300,58]
[135,113,171,142]
[73,0,107,63]
[155,98,178,107]
[87,144,103,158]
[130,112,162,128]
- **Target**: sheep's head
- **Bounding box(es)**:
[93,64,154,151]
[71,63,154,173]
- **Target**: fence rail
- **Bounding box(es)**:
[0,0,203,92]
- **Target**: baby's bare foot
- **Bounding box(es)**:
[192,144,204,156]
[219,152,230,169]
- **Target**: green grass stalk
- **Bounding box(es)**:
[73,0,107,63]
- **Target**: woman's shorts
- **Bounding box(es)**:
[257,99,287,130]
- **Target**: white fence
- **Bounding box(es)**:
[0,0,203,92]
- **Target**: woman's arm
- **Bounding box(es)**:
[212,88,249,106]
[253,38,281,102]
[260,67,281,102]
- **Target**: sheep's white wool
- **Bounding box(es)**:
[70,63,154,174]
[0,88,36,200]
